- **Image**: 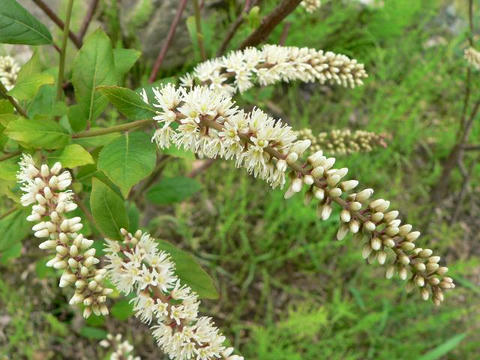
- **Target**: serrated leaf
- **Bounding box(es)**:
[72,29,117,131]
[0,0,53,45]
[98,132,156,198]
[90,178,128,240]
[0,208,30,252]
[97,86,156,120]
[5,117,70,149]
[48,144,94,168]
[111,299,134,321]
[114,48,141,77]
[158,240,218,299]
[147,177,202,205]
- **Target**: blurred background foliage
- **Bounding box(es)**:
[0,0,479,359]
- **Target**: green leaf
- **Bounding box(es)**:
[158,240,218,299]
[90,178,128,240]
[27,84,67,118]
[0,100,13,114]
[8,52,54,101]
[79,326,107,340]
[418,334,466,360]
[0,209,30,252]
[98,132,156,198]
[114,48,141,77]
[161,145,195,160]
[111,299,134,321]
[0,0,53,45]
[147,177,202,205]
[97,86,155,120]
[48,144,94,168]
[35,257,56,279]
[0,155,20,181]
[72,131,120,148]
[0,242,22,263]
[5,117,70,149]
[72,29,117,131]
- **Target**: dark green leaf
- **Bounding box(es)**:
[111,299,134,321]
[147,177,202,205]
[5,117,70,149]
[72,29,117,130]
[0,208,30,252]
[79,326,107,340]
[98,132,156,198]
[0,0,53,45]
[114,48,141,77]
[158,240,218,299]
[97,86,156,120]
[90,178,128,240]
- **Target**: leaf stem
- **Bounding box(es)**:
[148,0,188,83]
[78,0,99,41]
[32,0,82,48]
[0,150,21,162]
[192,0,207,60]
[71,119,154,138]
[57,0,75,101]
[0,82,28,118]
[0,206,18,220]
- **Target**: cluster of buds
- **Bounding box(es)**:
[104,229,243,360]
[296,128,389,156]
[284,149,454,305]
[0,55,20,91]
[144,85,454,305]
[301,0,321,13]
[464,47,480,70]
[17,155,111,318]
[180,45,367,95]
[99,333,140,360]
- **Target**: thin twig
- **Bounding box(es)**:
[0,207,18,220]
[0,150,21,162]
[57,0,75,101]
[71,119,154,138]
[0,82,28,118]
[239,0,302,49]
[279,21,292,45]
[78,0,99,41]
[450,158,476,224]
[216,0,257,56]
[463,144,480,151]
[187,159,215,178]
[192,0,207,60]
[148,0,188,83]
[31,0,82,49]
[74,194,107,239]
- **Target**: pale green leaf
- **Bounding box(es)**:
[90,178,128,239]
[5,117,70,149]
[48,144,94,168]
[98,132,156,198]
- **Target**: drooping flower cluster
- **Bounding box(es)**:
[144,86,454,305]
[301,0,321,13]
[147,84,309,188]
[104,229,243,360]
[17,155,111,318]
[99,333,140,360]
[296,128,389,155]
[180,45,367,95]
[464,47,480,70]
[0,56,20,91]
